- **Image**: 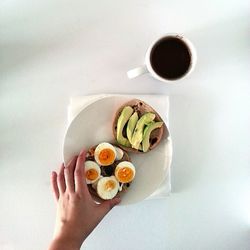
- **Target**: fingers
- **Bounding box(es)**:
[51,171,59,201]
[98,197,121,217]
[65,156,77,193]
[57,164,66,194]
[75,149,87,194]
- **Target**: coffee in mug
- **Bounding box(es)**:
[127,34,196,83]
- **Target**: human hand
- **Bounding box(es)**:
[48,149,121,250]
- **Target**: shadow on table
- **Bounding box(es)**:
[1,11,248,76]
[185,13,249,77]
[169,13,249,192]
[169,92,218,193]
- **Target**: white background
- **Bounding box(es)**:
[1,0,250,249]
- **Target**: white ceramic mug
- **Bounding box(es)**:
[127,33,197,82]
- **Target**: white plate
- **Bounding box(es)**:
[63,96,172,205]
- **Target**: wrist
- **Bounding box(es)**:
[49,234,82,250]
[52,225,86,250]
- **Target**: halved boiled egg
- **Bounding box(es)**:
[115,161,136,183]
[84,161,101,184]
[94,142,117,166]
[97,176,119,200]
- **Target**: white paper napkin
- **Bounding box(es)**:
[67,94,171,199]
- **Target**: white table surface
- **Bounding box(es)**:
[1,0,249,249]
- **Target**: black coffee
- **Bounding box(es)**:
[150,37,191,80]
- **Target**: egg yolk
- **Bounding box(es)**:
[117,167,134,183]
[105,180,116,191]
[98,148,115,165]
[86,169,98,181]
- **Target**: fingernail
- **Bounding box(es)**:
[79,149,86,156]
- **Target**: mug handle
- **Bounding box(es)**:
[127,65,148,79]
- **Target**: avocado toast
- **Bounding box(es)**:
[113,99,165,153]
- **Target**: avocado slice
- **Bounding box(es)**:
[142,121,163,152]
[116,106,133,147]
[131,112,155,149]
[127,112,139,144]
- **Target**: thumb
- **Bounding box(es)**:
[98,197,121,216]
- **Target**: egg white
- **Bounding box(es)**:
[114,146,124,160]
